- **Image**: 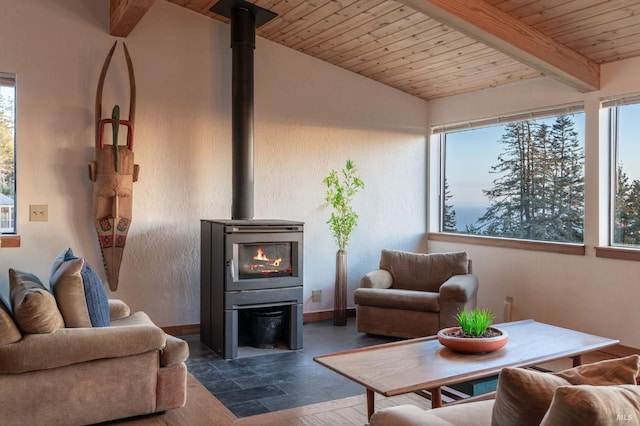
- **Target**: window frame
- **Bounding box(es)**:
[0,72,19,248]
[430,103,586,255]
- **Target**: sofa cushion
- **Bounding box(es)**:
[50,248,110,327]
[491,354,640,426]
[379,250,468,292]
[354,288,440,312]
[0,295,21,345]
[370,400,494,426]
[9,268,65,334]
[540,384,640,426]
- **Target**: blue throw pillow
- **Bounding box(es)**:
[58,248,110,327]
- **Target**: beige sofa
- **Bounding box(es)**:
[0,263,189,425]
[354,250,478,338]
[370,355,640,426]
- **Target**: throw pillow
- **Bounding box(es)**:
[540,384,640,425]
[0,295,21,344]
[491,354,640,426]
[50,248,110,327]
[9,268,65,333]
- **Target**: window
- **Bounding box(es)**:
[436,108,585,244]
[609,100,640,248]
[0,73,16,234]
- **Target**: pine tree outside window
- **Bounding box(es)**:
[0,73,16,234]
[437,108,585,244]
[609,102,640,248]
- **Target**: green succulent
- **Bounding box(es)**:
[456,308,494,337]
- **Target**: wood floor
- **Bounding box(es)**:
[108,345,637,426]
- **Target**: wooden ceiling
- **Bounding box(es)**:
[110,0,640,101]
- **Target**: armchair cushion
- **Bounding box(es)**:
[9,268,64,334]
[354,288,439,312]
[379,250,468,292]
[540,384,640,425]
[50,248,110,328]
[491,354,640,426]
[0,296,21,345]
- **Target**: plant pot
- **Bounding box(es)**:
[437,327,509,354]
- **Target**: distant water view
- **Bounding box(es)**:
[450,204,488,231]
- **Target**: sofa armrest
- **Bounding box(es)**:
[360,269,393,289]
[0,323,165,374]
[109,299,131,320]
[439,274,479,328]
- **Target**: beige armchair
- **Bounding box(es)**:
[354,250,478,338]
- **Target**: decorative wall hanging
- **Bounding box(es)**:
[89,41,139,291]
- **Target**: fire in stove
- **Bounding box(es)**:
[239,243,292,279]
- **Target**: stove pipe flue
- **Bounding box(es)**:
[231,6,254,220]
[211,0,277,220]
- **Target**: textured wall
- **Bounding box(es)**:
[0,0,428,327]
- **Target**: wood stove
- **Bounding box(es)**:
[200,1,303,359]
[200,219,303,359]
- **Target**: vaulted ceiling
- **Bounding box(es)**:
[110,0,640,101]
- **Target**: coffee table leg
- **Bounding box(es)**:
[367,389,375,420]
[429,387,442,408]
[572,354,583,367]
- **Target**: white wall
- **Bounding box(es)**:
[0,0,428,327]
[427,57,640,348]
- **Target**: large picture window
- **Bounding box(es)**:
[0,73,16,234]
[437,109,585,243]
[609,101,640,248]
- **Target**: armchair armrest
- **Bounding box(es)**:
[0,323,165,374]
[109,299,131,320]
[439,274,479,328]
[360,269,393,289]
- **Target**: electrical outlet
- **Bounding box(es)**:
[312,290,322,302]
[29,204,48,222]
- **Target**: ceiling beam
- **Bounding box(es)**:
[400,0,600,92]
[110,0,155,38]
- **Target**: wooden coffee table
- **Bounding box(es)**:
[314,319,619,420]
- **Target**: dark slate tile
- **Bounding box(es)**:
[202,379,242,394]
[215,384,285,405]
[233,370,299,389]
[226,400,271,418]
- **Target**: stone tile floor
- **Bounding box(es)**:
[183,318,399,418]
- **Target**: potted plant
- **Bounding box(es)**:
[437,308,508,353]
[323,159,364,326]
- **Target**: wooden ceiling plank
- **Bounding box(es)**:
[109,0,155,37]
[561,16,640,47]
[336,23,464,70]
[546,4,640,41]
[346,31,474,75]
[411,64,541,98]
[311,5,416,60]
[394,56,528,91]
[257,0,333,36]
[374,45,500,85]
[268,0,360,44]
[590,40,640,63]
[398,0,600,92]
[532,0,640,36]
[288,0,394,51]
[323,14,437,62]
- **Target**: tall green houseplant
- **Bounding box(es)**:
[323,159,364,325]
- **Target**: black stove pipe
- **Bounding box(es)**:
[230,6,255,220]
